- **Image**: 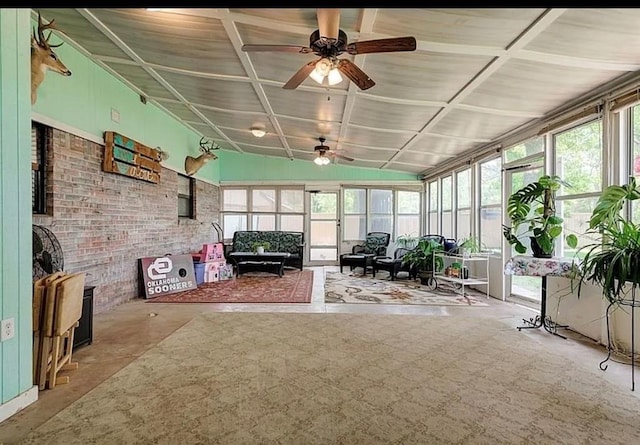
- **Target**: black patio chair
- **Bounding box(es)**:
[339,232,391,275]
[372,247,416,280]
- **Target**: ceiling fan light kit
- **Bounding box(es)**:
[241,9,416,91]
[314,155,331,166]
[250,126,266,138]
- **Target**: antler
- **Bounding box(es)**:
[34,11,64,50]
[199,137,220,154]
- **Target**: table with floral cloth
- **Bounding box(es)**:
[504,255,580,338]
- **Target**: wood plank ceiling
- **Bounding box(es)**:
[34,8,640,176]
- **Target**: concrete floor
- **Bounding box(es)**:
[1,266,637,443]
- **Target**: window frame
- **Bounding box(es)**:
[177,173,195,219]
[32,121,48,214]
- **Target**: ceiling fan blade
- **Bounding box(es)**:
[328,151,354,162]
[346,36,417,55]
[242,44,314,54]
[316,9,340,40]
[283,60,319,89]
[336,59,375,91]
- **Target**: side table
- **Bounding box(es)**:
[504,255,578,339]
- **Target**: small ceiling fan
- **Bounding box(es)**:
[241,9,417,91]
[313,137,354,165]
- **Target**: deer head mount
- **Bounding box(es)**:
[31,12,71,105]
[184,137,220,176]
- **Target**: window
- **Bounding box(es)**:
[370,189,393,234]
[396,190,421,238]
[441,176,453,238]
[177,174,195,218]
[221,187,305,240]
[479,157,502,253]
[504,137,544,163]
[456,168,471,240]
[32,121,48,214]
[428,180,438,234]
[554,119,603,257]
[343,188,366,240]
[630,104,640,222]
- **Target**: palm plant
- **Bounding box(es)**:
[576,177,640,303]
[503,174,578,257]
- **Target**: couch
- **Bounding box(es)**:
[231,231,304,270]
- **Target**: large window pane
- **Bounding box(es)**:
[429,181,438,212]
[456,209,471,240]
[311,193,337,219]
[631,105,640,222]
[397,215,420,237]
[223,214,247,239]
[456,169,470,209]
[441,176,452,211]
[371,215,393,234]
[344,189,366,213]
[224,189,247,211]
[397,191,420,213]
[279,214,303,232]
[557,197,600,258]
[344,215,366,240]
[279,189,304,212]
[428,213,438,234]
[480,158,502,206]
[480,206,502,253]
[554,119,602,196]
[252,189,276,212]
[441,211,453,238]
[252,214,276,230]
[370,189,392,213]
[504,137,544,163]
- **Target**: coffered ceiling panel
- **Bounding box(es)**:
[372,8,545,47]
[33,8,640,177]
[350,98,441,132]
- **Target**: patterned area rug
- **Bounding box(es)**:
[146,270,313,303]
[325,271,489,306]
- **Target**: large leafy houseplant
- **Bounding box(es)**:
[402,238,445,284]
[503,175,578,257]
[576,177,640,304]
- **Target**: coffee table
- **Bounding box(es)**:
[228,252,291,277]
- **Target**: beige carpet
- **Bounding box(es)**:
[19,313,640,444]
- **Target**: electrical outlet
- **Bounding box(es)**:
[1,318,15,341]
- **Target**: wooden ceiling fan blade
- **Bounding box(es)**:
[242,44,314,54]
[336,59,375,91]
[283,60,319,90]
[316,9,340,40]
[346,36,417,55]
[329,151,354,162]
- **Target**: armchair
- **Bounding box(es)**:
[339,232,391,276]
[372,247,416,280]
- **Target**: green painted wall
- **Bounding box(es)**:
[218,150,419,182]
[30,18,220,183]
[0,9,33,404]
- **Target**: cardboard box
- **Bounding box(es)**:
[219,263,234,281]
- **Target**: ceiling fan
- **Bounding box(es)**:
[241,9,417,91]
[313,137,354,165]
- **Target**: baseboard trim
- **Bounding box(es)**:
[0,385,38,424]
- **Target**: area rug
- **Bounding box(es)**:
[146,269,313,303]
[324,271,489,306]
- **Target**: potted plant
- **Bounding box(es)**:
[252,241,271,254]
[401,238,445,285]
[395,233,419,249]
[575,177,640,304]
[502,174,578,258]
[457,235,483,257]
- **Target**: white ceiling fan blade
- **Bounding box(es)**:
[317,9,340,40]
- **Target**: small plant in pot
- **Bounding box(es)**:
[502,174,578,258]
[252,241,271,254]
[575,177,640,304]
[457,235,483,257]
[402,238,445,285]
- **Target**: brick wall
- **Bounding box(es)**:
[33,128,220,313]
